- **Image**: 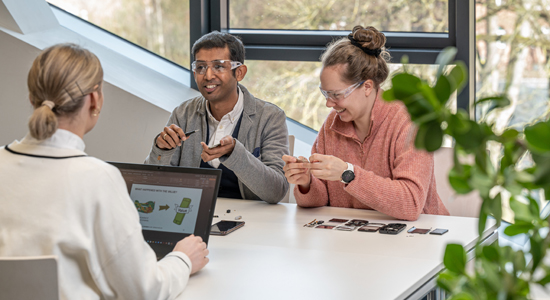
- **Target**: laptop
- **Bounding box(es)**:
[109,162,222,259]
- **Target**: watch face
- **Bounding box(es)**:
[342,170,355,183]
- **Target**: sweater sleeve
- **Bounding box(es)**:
[344,120,434,221]
[294,125,329,207]
[92,167,192,300]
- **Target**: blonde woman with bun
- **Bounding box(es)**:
[0,44,208,299]
[283,26,449,221]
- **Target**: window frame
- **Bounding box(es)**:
[190,0,473,115]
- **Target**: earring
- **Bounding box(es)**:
[92,107,101,117]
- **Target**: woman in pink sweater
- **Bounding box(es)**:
[283,25,449,221]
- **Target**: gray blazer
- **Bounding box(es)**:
[145,84,289,204]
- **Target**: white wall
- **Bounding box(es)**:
[0,30,171,163]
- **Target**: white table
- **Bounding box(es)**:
[178,198,497,300]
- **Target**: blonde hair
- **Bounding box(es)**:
[27,43,103,140]
[321,25,391,88]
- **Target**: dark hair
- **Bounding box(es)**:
[321,25,391,88]
[192,31,245,63]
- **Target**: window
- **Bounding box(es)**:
[475,0,550,219]
[230,0,449,32]
[47,0,191,69]
[189,0,471,127]
[242,61,456,131]
[475,0,550,130]
[49,0,470,131]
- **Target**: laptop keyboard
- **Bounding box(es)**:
[146,240,175,246]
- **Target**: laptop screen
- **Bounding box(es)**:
[110,162,221,245]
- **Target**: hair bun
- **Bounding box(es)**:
[352,25,386,50]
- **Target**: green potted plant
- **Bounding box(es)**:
[383,47,550,299]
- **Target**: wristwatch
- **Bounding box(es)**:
[341,162,355,184]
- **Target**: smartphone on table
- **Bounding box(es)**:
[358,223,386,232]
[210,220,245,236]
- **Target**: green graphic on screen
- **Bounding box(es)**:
[134,200,155,214]
[173,198,192,225]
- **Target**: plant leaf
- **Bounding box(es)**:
[424,121,444,152]
[382,89,396,101]
[482,244,500,262]
[435,47,458,79]
[447,61,468,93]
[491,193,502,225]
[415,123,429,150]
[391,73,422,100]
[437,272,459,292]
[453,121,485,151]
[478,201,489,237]
[449,164,473,194]
[503,222,534,236]
[537,274,550,286]
[475,95,511,109]
[513,250,526,273]
[418,83,441,110]
[531,235,544,272]
[434,75,452,106]
[443,244,467,274]
[447,111,471,134]
[500,128,519,140]
[448,293,474,300]
[525,121,550,153]
[510,197,535,222]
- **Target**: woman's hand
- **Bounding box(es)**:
[282,155,312,191]
[173,235,209,274]
[308,153,348,182]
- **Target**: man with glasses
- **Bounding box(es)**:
[145,31,289,204]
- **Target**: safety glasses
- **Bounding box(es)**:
[191,60,242,75]
[319,80,365,101]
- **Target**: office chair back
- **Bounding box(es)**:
[0,255,59,300]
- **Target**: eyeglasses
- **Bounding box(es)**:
[319,80,365,101]
[191,60,243,75]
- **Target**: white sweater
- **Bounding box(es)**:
[0,129,192,300]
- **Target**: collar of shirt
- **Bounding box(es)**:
[7,129,87,158]
[204,87,244,168]
[21,129,85,151]
[205,87,244,127]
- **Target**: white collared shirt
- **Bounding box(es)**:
[205,87,244,168]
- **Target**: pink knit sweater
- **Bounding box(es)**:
[294,95,450,221]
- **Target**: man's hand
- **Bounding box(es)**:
[173,235,209,275]
[156,124,188,150]
[308,153,348,182]
[200,135,235,162]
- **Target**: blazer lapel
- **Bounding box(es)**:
[237,84,256,150]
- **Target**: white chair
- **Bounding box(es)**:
[281,135,295,203]
[433,147,482,218]
[0,255,59,300]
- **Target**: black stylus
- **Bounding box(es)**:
[183,129,199,137]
